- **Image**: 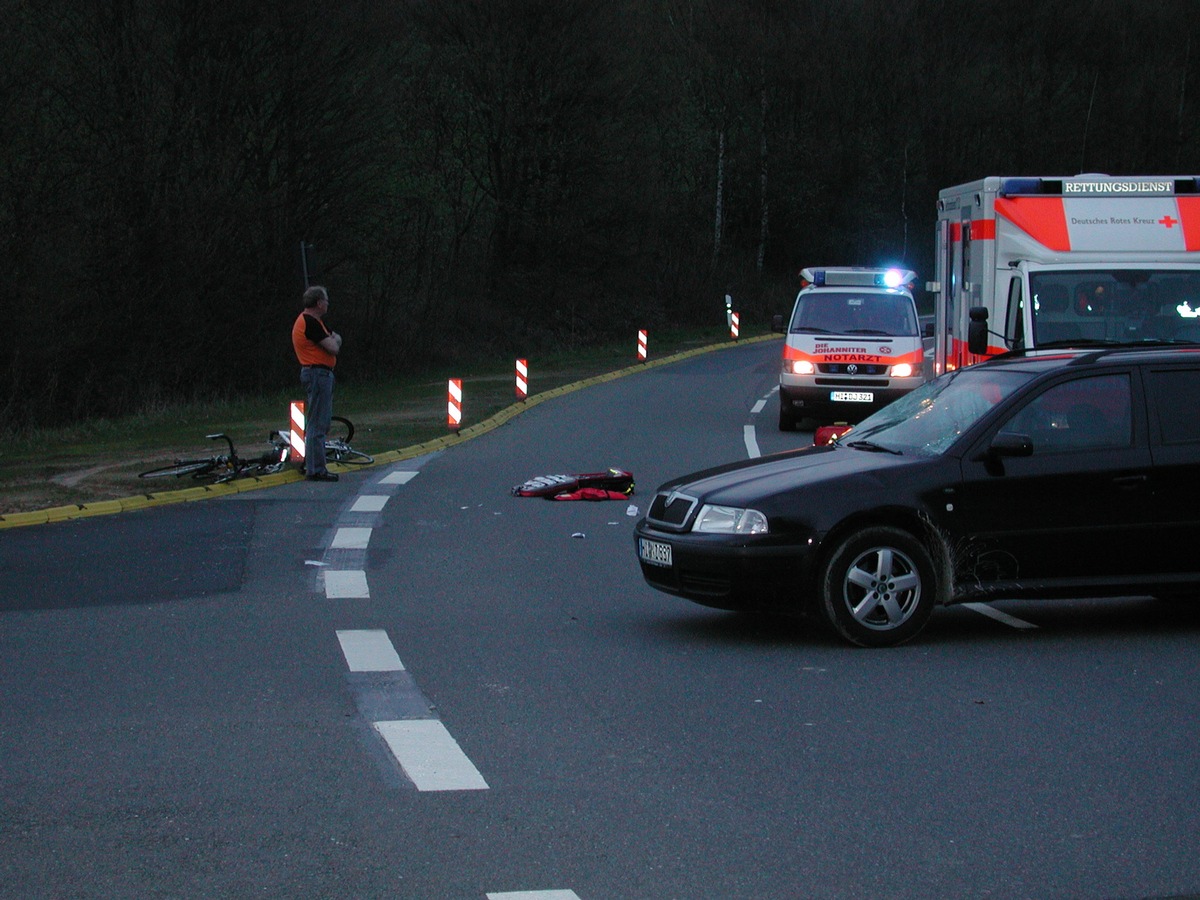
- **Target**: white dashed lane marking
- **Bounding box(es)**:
[337,629,405,672]
[962,602,1039,630]
[487,892,583,900]
[322,474,490,794]
[324,464,584,890]
[373,720,489,792]
[325,569,370,598]
[350,495,390,513]
[331,526,373,549]
[381,470,419,485]
[743,425,761,459]
[744,386,779,458]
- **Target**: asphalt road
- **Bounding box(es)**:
[3,340,1200,899]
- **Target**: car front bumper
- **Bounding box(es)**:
[779,382,916,422]
[634,521,818,614]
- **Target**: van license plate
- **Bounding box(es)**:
[639,538,673,568]
[831,391,873,403]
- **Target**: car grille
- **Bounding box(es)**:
[818,362,889,375]
[814,376,890,387]
[680,572,733,596]
[642,565,732,599]
[646,490,699,532]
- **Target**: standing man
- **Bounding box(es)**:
[291,285,342,482]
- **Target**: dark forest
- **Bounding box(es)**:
[2,0,1196,428]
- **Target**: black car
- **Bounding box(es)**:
[635,345,1200,646]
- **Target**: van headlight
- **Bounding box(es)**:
[692,504,769,535]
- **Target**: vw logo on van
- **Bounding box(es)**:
[847,364,859,375]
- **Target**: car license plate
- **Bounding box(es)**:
[639,538,673,568]
[831,390,874,403]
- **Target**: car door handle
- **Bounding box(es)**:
[1112,473,1149,487]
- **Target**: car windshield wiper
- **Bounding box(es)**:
[792,326,832,334]
[844,328,890,335]
[844,439,902,455]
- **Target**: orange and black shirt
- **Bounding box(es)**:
[292,312,337,368]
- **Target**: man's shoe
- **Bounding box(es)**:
[308,471,339,482]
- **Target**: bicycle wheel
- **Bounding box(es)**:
[139,460,215,479]
[325,440,373,464]
[330,416,355,443]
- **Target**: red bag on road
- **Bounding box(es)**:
[512,468,634,499]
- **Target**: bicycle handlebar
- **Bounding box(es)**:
[207,433,236,458]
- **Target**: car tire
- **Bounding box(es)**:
[820,526,938,647]
[779,398,797,431]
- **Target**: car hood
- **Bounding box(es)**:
[655,444,917,508]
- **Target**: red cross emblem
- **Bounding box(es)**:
[1160,215,1179,228]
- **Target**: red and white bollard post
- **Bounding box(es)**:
[447,379,463,431]
[730,312,740,340]
[515,358,528,401]
[637,329,648,363]
[289,401,306,464]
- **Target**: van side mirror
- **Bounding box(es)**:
[772,314,785,333]
[967,306,989,355]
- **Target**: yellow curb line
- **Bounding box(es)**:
[0,334,779,529]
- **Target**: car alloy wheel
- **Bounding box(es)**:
[821,526,938,647]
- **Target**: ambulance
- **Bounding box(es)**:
[773,266,926,430]
[931,174,1200,373]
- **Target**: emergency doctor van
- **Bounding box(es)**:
[772,267,926,430]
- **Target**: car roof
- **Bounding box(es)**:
[977,343,1200,375]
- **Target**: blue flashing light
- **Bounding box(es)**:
[799,266,917,291]
[999,178,1046,196]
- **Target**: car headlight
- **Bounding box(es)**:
[692,504,769,535]
[890,362,920,378]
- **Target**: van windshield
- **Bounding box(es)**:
[1031,270,1200,345]
[790,290,917,337]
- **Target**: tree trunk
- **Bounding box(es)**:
[712,126,725,272]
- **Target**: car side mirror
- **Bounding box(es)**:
[922,320,935,338]
[989,431,1033,458]
[772,314,785,333]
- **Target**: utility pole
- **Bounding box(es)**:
[300,241,314,288]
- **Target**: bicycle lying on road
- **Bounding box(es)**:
[137,432,288,483]
[138,417,373,483]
